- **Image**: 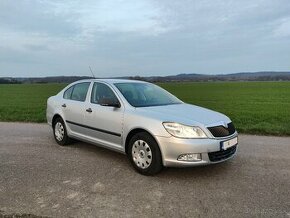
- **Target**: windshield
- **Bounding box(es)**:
[114,82,182,107]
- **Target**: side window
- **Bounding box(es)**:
[91,82,119,104]
[63,86,74,99]
[70,82,90,102]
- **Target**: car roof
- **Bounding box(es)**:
[73,78,148,85]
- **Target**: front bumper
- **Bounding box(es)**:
[156,133,238,167]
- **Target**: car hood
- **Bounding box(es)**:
[136,103,231,127]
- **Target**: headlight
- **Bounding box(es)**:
[163,122,207,138]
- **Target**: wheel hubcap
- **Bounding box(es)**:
[54,122,64,141]
[132,140,152,169]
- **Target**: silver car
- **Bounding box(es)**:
[47,79,238,175]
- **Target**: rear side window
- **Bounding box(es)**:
[63,86,74,99]
[63,82,90,102]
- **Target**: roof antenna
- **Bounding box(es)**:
[89,66,96,78]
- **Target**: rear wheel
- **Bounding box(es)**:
[128,132,163,175]
[53,117,71,146]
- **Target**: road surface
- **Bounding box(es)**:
[0,122,289,217]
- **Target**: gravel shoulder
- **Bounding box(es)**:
[0,122,290,217]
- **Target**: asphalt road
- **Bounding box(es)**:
[0,122,289,218]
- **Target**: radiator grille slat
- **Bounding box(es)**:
[207,122,236,137]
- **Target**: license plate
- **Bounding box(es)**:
[221,137,238,150]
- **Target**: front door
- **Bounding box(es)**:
[84,82,124,150]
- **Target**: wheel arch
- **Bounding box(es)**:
[52,114,63,126]
[125,128,161,155]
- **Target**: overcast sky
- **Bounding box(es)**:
[0,0,290,78]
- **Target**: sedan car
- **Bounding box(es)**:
[47,79,238,175]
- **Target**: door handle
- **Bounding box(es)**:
[62,104,66,108]
[86,108,92,113]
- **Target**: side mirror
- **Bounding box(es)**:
[99,97,121,108]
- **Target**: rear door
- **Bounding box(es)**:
[83,82,124,150]
[61,82,91,135]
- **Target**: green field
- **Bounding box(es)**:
[0,84,66,123]
[0,82,289,136]
[159,82,290,136]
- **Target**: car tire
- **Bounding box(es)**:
[128,132,163,176]
[53,117,71,146]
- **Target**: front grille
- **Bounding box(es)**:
[208,145,237,162]
[207,122,236,137]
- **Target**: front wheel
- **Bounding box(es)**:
[53,117,71,146]
[128,132,163,176]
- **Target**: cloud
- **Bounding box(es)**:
[274,18,290,37]
[0,0,290,77]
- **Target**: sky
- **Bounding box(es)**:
[0,0,290,78]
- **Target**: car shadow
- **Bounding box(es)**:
[69,139,125,158]
[160,161,235,177]
[56,137,238,179]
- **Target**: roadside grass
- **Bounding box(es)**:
[0,81,289,136]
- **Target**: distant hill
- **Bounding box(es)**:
[129,71,290,82]
[1,71,290,84]
[14,76,93,84]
